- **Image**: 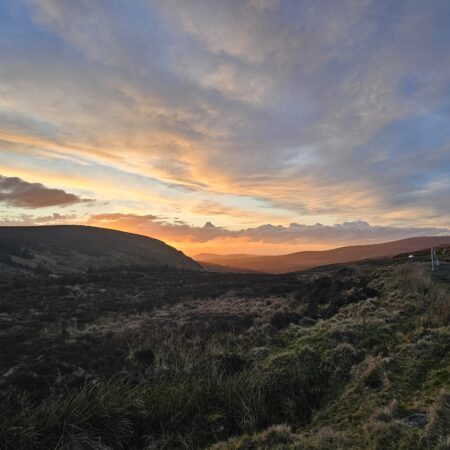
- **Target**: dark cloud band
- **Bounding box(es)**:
[88,213,450,245]
[0,175,93,208]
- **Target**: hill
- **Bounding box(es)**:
[0,250,449,449]
[196,253,258,261]
[0,225,201,273]
[199,261,261,273]
[196,236,450,273]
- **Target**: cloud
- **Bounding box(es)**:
[34,212,77,223]
[0,212,77,226]
[0,0,449,229]
[239,221,450,245]
[0,175,93,208]
[88,213,228,242]
[87,213,449,246]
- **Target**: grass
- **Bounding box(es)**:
[1,362,327,448]
[0,259,449,448]
[214,261,450,449]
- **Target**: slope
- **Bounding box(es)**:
[197,236,450,273]
[0,225,201,273]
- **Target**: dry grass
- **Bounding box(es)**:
[424,390,450,449]
[2,261,449,449]
[392,263,432,295]
[354,355,390,390]
[211,424,295,449]
[371,400,398,423]
[422,285,450,328]
[393,262,450,327]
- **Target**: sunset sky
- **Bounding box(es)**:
[1,0,450,255]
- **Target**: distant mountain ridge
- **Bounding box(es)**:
[199,261,261,274]
[195,236,450,273]
[0,225,201,273]
[196,253,258,261]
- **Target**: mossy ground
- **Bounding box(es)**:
[214,261,450,449]
[0,254,449,449]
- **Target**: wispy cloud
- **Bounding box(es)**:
[0,0,449,241]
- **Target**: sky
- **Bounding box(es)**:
[0,0,450,256]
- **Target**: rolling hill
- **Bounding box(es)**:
[195,236,450,273]
[199,261,261,273]
[0,225,201,273]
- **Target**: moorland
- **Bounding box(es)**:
[0,228,449,449]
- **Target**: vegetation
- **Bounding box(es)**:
[0,248,449,449]
[0,226,201,273]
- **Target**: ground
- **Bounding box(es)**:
[0,250,449,449]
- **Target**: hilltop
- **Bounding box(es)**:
[0,225,200,273]
[196,236,450,273]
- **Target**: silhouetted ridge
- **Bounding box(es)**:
[0,225,201,273]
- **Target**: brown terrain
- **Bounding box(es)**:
[196,236,450,273]
[0,226,449,449]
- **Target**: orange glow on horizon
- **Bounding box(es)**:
[85,220,344,256]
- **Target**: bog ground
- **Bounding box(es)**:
[0,246,449,449]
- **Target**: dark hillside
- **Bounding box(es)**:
[0,225,200,273]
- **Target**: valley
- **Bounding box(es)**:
[0,239,449,449]
[196,236,450,273]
